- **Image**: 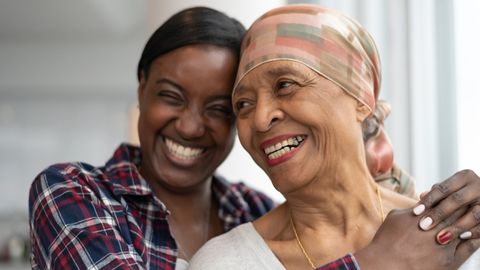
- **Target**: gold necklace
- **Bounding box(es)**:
[290,213,316,269]
[290,184,385,269]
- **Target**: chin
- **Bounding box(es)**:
[160,172,211,192]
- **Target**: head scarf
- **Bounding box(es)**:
[234,4,381,112]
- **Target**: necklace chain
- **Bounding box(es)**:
[290,184,385,269]
[290,213,317,269]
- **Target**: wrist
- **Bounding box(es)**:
[354,244,400,270]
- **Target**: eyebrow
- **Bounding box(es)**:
[155,78,185,93]
[235,63,311,97]
[266,65,310,80]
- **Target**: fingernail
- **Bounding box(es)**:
[437,231,453,245]
[413,204,426,215]
[420,216,433,230]
[460,231,472,240]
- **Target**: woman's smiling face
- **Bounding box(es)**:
[233,61,368,193]
[137,45,237,192]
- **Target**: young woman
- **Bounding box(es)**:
[29,7,273,270]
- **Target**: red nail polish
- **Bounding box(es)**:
[437,231,453,245]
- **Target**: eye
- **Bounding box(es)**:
[275,80,299,95]
[277,80,294,89]
[157,90,183,105]
[207,104,233,118]
[235,100,253,112]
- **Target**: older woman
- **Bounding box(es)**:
[189,4,480,270]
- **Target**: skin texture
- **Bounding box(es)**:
[137,44,237,259]
[233,60,416,269]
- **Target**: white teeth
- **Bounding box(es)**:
[263,136,305,159]
[165,138,203,160]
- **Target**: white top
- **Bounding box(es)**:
[175,258,189,270]
[188,222,286,270]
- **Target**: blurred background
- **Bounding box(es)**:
[0,0,478,269]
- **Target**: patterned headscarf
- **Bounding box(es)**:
[234,4,381,112]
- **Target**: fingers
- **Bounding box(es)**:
[421,170,476,209]
[436,205,480,245]
[434,206,470,245]
[419,191,428,199]
[454,238,480,267]
[413,170,480,230]
[417,186,475,231]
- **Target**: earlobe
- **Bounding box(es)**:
[356,101,372,122]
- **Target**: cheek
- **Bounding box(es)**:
[210,118,236,147]
[236,120,252,150]
[138,105,170,135]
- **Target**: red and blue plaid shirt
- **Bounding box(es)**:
[29,143,359,270]
[317,254,359,270]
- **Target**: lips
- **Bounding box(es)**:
[164,137,205,161]
[260,135,306,166]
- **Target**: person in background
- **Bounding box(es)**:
[188,4,480,270]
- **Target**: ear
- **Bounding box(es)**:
[356,101,372,122]
[137,71,147,110]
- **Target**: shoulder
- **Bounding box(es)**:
[30,162,100,195]
[189,223,284,270]
[29,161,104,201]
[28,161,112,227]
[188,223,254,269]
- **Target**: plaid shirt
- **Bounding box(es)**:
[317,254,360,270]
[29,144,274,270]
[29,143,360,270]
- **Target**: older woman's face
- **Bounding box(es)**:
[137,45,237,192]
[233,61,366,193]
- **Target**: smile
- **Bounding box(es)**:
[164,137,204,160]
[263,135,305,160]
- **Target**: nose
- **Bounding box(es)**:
[253,96,284,132]
[175,107,205,139]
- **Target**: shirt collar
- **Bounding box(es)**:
[212,175,251,228]
[104,143,153,196]
[104,143,252,223]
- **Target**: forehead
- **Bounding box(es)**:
[151,45,236,75]
[234,60,317,94]
[149,45,237,97]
